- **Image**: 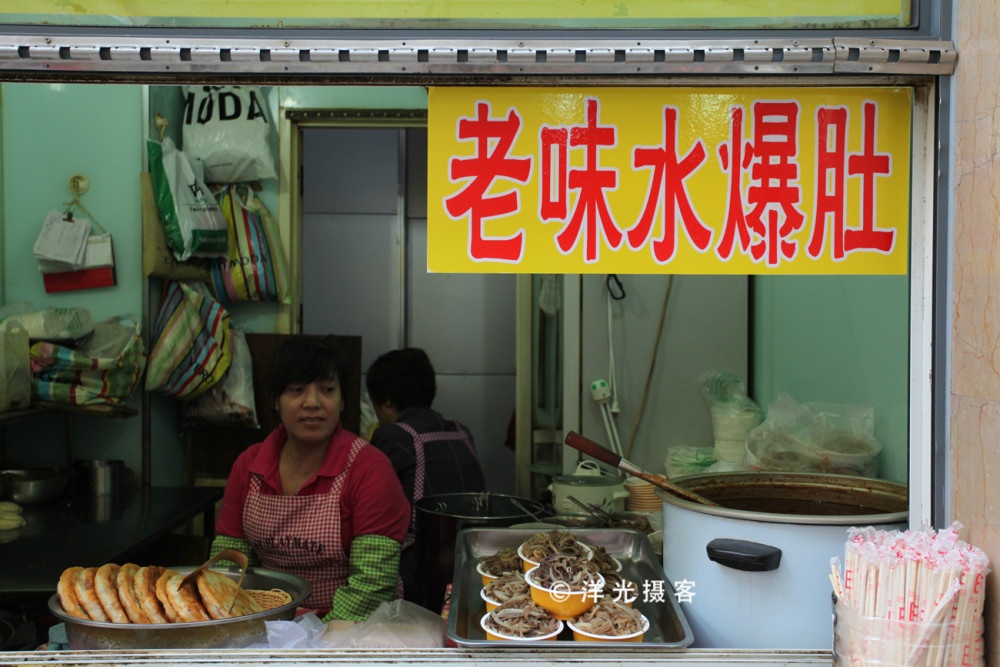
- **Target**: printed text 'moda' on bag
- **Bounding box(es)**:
[182,86,277,184]
[210,184,291,306]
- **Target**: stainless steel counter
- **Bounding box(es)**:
[0,647,833,665]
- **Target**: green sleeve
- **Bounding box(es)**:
[208,534,260,567]
[323,534,401,622]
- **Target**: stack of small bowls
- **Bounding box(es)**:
[624,477,662,512]
[478,531,651,643]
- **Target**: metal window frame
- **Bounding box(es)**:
[0,18,950,649]
[0,33,956,81]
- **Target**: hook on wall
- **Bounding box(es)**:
[69,174,89,198]
[155,112,169,142]
[62,174,104,232]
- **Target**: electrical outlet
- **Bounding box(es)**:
[590,378,612,401]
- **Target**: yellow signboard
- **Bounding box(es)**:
[427,87,912,275]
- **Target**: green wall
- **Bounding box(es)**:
[0,82,427,485]
[0,83,149,476]
[753,275,909,482]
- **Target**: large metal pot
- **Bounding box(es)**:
[657,472,907,650]
[413,492,546,613]
[48,565,310,649]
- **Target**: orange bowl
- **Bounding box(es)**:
[601,573,639,608]
[516,542,540,573]
[568,611,650,642]
[518,541,593,573]
[480,587,501,613]
[480,611,563,642]
[524,567,604,621]
[476,560,500,587]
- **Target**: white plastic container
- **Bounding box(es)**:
[0,320,31,413]
[658,472,907,649]
[548,461,629,514]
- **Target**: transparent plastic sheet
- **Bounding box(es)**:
[265,601,448,649]
[833,600,983,667]
[324,599,448,649]
[745,392,881,476]
[13,307,95,342]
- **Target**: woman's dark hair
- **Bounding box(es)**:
[366,347,436,411]
[268,335,348,407]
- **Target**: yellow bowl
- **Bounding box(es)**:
[516,542,539,573]
[524,567,604,621]
[517,541,593,573]
[480,587,501,613]
[476,560,500,587]
[602,574,639,608]
[480,612,563,641]
[568,612,650,642]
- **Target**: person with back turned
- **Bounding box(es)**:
[365,347,486,607]
[210,336,410,622]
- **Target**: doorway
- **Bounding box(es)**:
[297,123,518,494]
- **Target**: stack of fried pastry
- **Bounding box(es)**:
[56,563,266,624]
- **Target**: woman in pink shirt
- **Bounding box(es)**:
[210,336,410,621]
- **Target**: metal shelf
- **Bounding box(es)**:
[0,402,137,425]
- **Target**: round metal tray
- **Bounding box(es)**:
[48,565,312,649]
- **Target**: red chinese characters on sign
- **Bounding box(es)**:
[444,101,532,263]
[628,106,712,263]
[745,101,806,268]
[810,101,895,261]
[546,98,624,263]
[716,106,753,261]
[443,97,897,268]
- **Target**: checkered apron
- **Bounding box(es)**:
[397,422,479,550]
[243,436,366,610]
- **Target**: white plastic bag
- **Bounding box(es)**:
[182,86,277,184]
[147,137,229,261]
[33,209,91,269]
[323,600,447,649]
[744,392,882,476]
[16,307,94,342]
[182,327,259,428]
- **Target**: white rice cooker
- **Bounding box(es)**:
[548,461,629,514]
[657,472,907,650]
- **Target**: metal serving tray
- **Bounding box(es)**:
[447,527,693,649]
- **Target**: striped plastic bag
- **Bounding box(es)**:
[209,184,290,306]
[146,280,232,400]
[30,315,146,406]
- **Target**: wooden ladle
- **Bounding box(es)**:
[564,431,720,507]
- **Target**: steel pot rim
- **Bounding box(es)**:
[655,471,908,525]
[415,492,546,521]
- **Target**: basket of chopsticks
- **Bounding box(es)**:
[830,523,989,667]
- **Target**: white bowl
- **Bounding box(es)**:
[480,611,563,641]
[568,611,650,642]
